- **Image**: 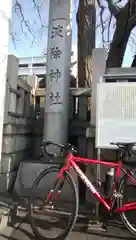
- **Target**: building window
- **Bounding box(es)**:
[19,64,28,68]
[33,63,46,67]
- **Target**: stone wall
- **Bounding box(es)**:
[0,55,34,193]
[3,56,81,201]
[13,88,88,202]
[2,53,118,205]
[3,50,136,209]
[4,53,121,205]
[31,88,80,158]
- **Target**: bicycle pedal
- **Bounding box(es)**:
[101,222,108,230]
[87,221,107,232]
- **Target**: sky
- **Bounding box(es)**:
[8,0,135,68]
[9,0,78,56]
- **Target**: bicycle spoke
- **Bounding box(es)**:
[29,167,78,240]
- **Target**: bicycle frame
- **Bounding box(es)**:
[56,153,136,214]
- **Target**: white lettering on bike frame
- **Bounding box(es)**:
[71,161,97,194]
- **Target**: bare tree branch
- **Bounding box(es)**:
[107,14,112,42]
[11,0,49,48]
[14,0,35,42]
[96,17,109,28]
[128,0,136,26]
[131,54,136,66]
[32,0,44,27]
[9,32,16,48]
[106,0,118,17]
[97,0,106,46]
[96,0,136,67]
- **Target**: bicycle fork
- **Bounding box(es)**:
[46,172,66,204]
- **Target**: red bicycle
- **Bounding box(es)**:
[29,141,136,240]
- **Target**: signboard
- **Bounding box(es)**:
[96,82,136,148]
[46,18,67,112]
[91,48,106,125]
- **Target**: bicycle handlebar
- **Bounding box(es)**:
[44,141,67,157]
[41,140,78,158]
[110,142,136,157]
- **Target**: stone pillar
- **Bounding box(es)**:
[77,96,88,204]
[24,91,31,118]
[87,48,106,212]
[91,48,106,125]
[7,55,19,114]
[4,79,10,124]
[44,0,72,149]
[0,1,12,162]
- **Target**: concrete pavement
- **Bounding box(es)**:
[0,217,135,240]
[0,202,134,240]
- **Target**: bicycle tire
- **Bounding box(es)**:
[28,166,79,240]
[117,170,136,236]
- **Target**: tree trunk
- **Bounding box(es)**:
[76,0,96,204]
[77,0,95,87]
[131,55,136,67]
[106,19,132,68]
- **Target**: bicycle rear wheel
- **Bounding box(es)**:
[117,169,136,236]
[28,166,78,240]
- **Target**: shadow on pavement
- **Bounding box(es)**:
[0,214,135,240]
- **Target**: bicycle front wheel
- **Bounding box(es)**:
[117,169,136,236]
[28,166,79,240]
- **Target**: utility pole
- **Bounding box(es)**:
[0,1,12,161]
[44,0,72,152]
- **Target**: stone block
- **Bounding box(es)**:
[3,124,31,135]
[0,170,17,193]
[14,161,78,201]
[31,136,43,158]
[1,150,28,174]
[2,135,31,154]
[9,92,16,113]
[78,96,88,121]
[91,48,106,125]
[7,55,18,89]
[32,119,44,135]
